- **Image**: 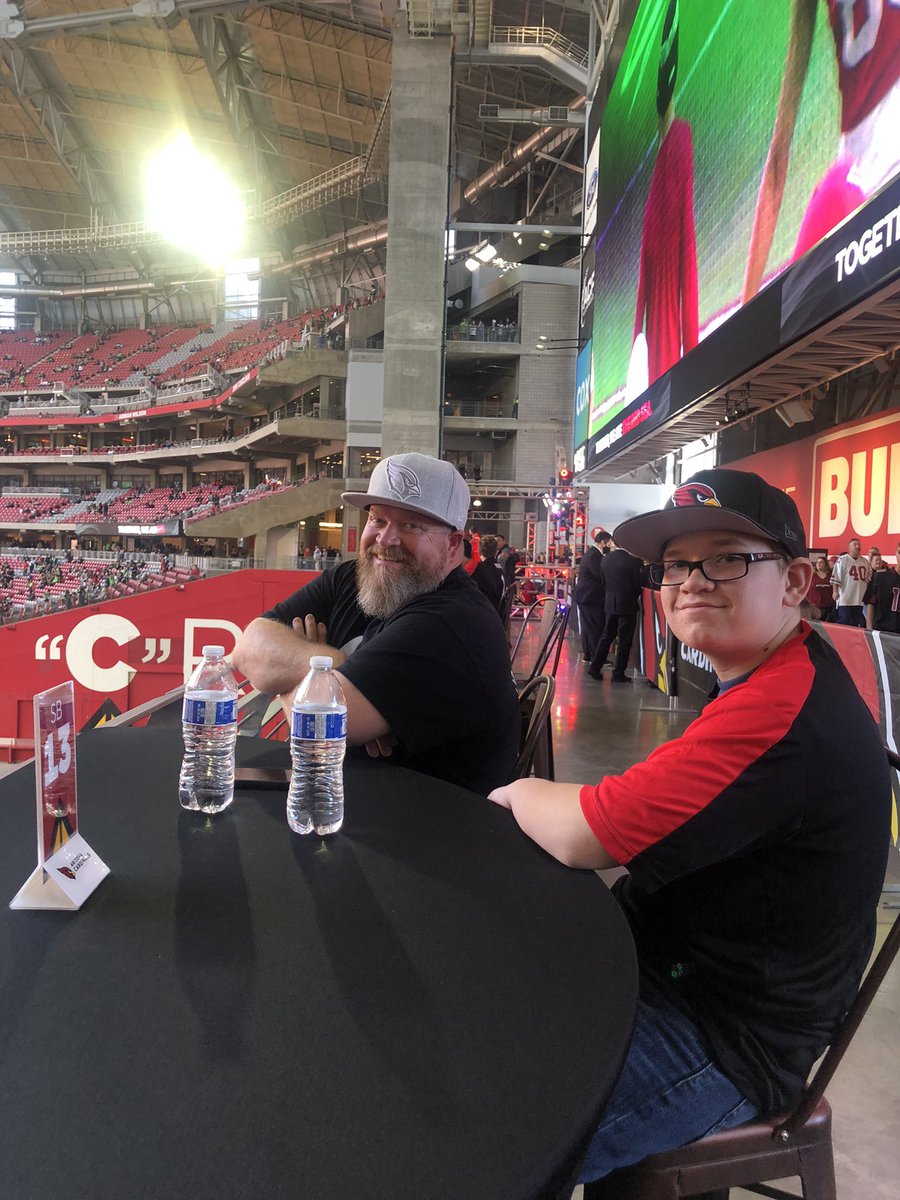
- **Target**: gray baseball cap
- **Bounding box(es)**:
[342,453,471,531]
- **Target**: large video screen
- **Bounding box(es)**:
[576,0,900,473]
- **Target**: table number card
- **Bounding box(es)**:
[9,682,109,911]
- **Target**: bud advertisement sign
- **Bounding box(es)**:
[729,406,900,554]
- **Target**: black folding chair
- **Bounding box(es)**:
[510,674,555,782]
[510,595,570,686]
[497,583,517,637]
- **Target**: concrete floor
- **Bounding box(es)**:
[541,626,900,1200]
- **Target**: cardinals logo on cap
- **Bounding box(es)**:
[671,482,721,508]
[385,459,421,502]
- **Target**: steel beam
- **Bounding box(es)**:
[0,0,256,40]
[0,38,119,218]
[188,12,291,200]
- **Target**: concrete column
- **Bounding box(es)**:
[381,16,452,457]
[264,523,300,569]
[509,498,527,554]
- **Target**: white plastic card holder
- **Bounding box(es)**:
[9,681,109,911]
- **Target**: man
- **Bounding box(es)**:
[574,530,609,662]
[470,534,504,613]
[831,536,870,626]
[490,468,889,1183]
[863,548,900,633]
[500,544,521,588]
[233,452,519,795]
[587,540,645,682]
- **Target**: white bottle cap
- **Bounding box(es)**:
[310,655,333,669]
[202,645,225,657]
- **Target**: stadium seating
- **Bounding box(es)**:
[0,306,345,406]
[0,552,196,620]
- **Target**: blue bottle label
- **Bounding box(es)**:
[183,697,237,726]
[292,709,347,740]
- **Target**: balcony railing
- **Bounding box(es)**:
[443,399,516,419]
[491,25,589,69]
[446,325,520,344]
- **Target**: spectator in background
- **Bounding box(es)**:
[500,544,521,589]
[863,554,900,633]
[588,539,645,682]
[805,554,834,621]
[831,537,870,626]
[471,535,504,613]
[574,529,609,663]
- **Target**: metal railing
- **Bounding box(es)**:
[446,325,520,344]
[258,159,367,226]
[491,25,589,68]
[443,399,515,419]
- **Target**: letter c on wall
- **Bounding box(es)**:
[65,613,140,694]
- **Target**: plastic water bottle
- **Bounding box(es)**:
[179,645,239,814]
[287,656,347,835]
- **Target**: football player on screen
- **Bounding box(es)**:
[631,0,699,389]
[742,0,900,302]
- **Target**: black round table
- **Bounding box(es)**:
[0,728,637,1200]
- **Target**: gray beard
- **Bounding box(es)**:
[356,549,448,619]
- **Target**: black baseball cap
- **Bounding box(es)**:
[613,468,809,562]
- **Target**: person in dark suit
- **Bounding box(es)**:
[574,530,611,662]
[588,540,645,682]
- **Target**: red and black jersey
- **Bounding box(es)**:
[863,565,900,632]
[580,623,890,1113]
[827,0,900,132]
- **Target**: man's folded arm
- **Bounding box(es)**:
[234,617,393,747]
[233,616,328,695]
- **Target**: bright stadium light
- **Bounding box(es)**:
[144,133,245,266]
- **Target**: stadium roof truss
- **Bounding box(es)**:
[0,0,593,298]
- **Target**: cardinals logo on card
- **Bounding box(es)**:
[671,483,720,508]
[385,459,421,503]
[57,866,77,880]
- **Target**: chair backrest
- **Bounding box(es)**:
[777,739,900,1132]
[509,595,547,668]
[543,602,570,679]
[511,674,555,781]
[510,595,570,684]
[780,905,900,1137]
[779,740,900,1138]
[497,583,516,634]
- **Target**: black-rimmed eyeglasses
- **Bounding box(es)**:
[648,552,787,587]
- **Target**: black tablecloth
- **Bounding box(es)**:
[0,728,637,1200]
